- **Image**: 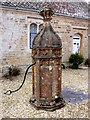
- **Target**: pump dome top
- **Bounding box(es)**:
[32,4,62,49]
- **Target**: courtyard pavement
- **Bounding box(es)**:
[0,68,89,119]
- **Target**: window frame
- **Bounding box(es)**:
[29,23,37,49]
[28,22,43,52]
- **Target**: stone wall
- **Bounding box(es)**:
[0,7,88,75]
[51,15,88,62]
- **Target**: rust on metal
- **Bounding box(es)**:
[30,4,65,111]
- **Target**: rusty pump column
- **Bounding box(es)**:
[30,5,65,111]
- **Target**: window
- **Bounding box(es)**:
[29,23,43,49]
[30,23,37,48]
[39,24,43,31]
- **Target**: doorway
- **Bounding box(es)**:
[72,34,81,54]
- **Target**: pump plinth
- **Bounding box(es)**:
[30,5,65,111]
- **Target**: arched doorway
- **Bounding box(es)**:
[72,34,81,54]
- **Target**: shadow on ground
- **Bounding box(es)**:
[62,87,89,104]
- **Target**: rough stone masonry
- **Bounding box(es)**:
[0,2,88,75]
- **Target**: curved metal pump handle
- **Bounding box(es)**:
[4,62,36,95]
[4,90,12,95]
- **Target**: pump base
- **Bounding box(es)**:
[30,96,65,111]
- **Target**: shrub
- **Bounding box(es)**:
[3,65,21,78]
[84,58,90,67]
[9,65,21,76]
[69,53,84,69]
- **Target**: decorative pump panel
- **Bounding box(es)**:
[30,5,65,111]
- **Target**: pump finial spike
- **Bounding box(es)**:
[39,3,54,21]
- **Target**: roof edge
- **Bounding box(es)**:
[0,4,88,20]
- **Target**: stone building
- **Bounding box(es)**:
[0,2,88,74]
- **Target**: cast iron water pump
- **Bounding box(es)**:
[30,5,65,111]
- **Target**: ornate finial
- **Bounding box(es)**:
[39,3,54,21]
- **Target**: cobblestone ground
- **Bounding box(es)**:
[0,68,89,119]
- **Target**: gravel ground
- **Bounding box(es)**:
[0,68,89,119]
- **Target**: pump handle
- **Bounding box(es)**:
[4,62,36,95]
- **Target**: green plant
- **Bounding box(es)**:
[9,65,21,76]
[3,65,21,78]
[69,53,84,69]
[84,58,90,67]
